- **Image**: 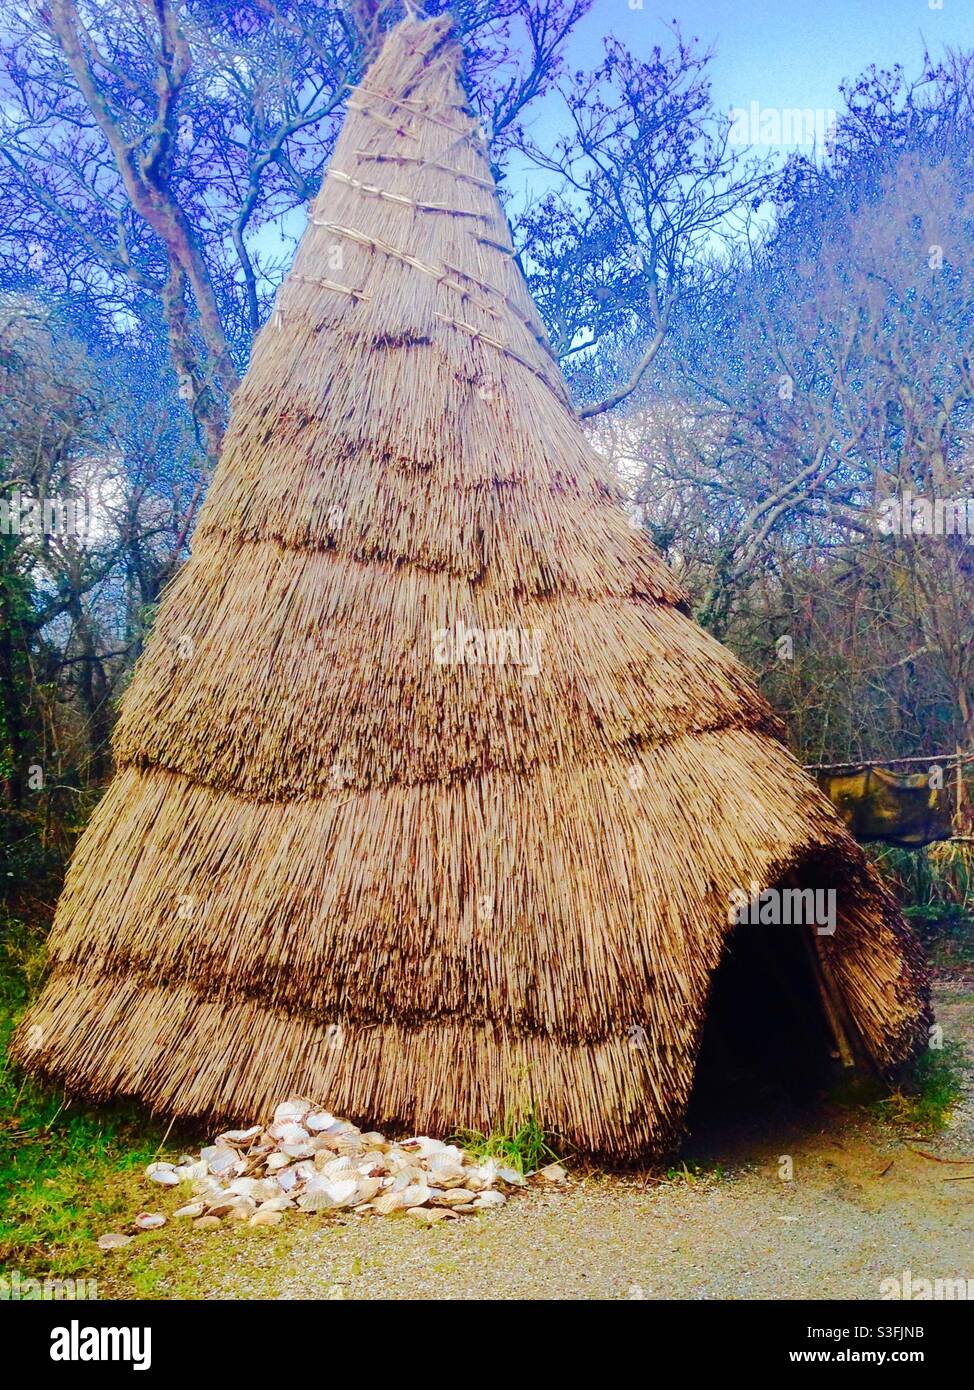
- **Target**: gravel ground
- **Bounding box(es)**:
[109,977,974,1301]
[199,1126,973,1301]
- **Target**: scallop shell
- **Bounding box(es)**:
[372,1189,407,1215]
[269,1121,310,1144]
[173,1160,209,1182]
[273,1099,310,1123]
[399,1183,433,1208]
[250,1179,284,1201]
[473,1190,506,1209]
[431,1189,478,1207]
[217,1125,262,1147]
[317,1154,354,1177]
[401,1136,445,1158]
[424,1162,467,1188]
[191,1175,224,1197]
[463,1167,494,1192]
[353,1176,382,1205]
[333,1135,366,1158]
[134,1212,167,1230]
[228,1177,261,1197]
[406,1206,452,1224]
[97,1232,134,1250]
[323,1178,362,1207]
[256,1194,293,1213]
[204,1194,240,1218]
[296,1176,359,1211]
[281,1140,315,1159]
[202,1146,237,1176]
[539,1163,567,1183]
[145,1162,180,1186]
[496,1167,526,1186]
[305,1110,338,1132]
[173,1202,206,1219]
[250,1208,284,1227]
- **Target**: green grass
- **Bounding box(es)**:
[663,1160,726,1185]
[453,1108,559,1175]
[871,1042,966,1134]
[0,909,181,1281]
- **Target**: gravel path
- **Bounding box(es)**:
[112,978,974,1301]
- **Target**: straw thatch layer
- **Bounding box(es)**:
[13,14,929,1158]
[110,536,779,795]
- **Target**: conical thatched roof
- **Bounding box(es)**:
[15,15,928,1158]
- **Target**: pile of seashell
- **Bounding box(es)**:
[99,1098,566,1245]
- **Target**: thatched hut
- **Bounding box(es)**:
[14,15,928,1158]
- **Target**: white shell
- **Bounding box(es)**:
[173,1202,205,1219]
[273,1099,310,1123]
[401,1136,446,1158]
[407,1206,451,1224]
[281,1140,315,1159]
[539,1163,567,1183]
[125,1097,533,1232]
[250,1208,284,1227]
[217,1126,262,1146]
[425,1163,466,1188]
[144,1162,179,1185]
[372,1189,407,1215]
[228,1177,260,1196]
[400,1183,433,1208]
[496,1167,526,1186]
[256,1194,293,1213]
[134,1212,167,1230]
[473,1189,506,1209]
[353,1176,382,1205]
[296,1176,359,1211]
[173,1160,209,1182]
[305,1110,337,1132]
[318,1154,354,1178]
[250,1179,284,1201]
[269,1121,309,1144]
[204,1194,240,1217]
[97,1232,134,1250]
[323,1178,361,1207]
[432,1188,477,1207]
[203,1147,237,1176]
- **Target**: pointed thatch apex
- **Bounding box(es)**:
[14,17,928,1158]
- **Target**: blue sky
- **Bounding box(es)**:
[491,0,972,215]
[563,0,970,120]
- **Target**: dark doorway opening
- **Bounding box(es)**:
[684,919,850,1152]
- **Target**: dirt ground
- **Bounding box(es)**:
[104,976,974,1301]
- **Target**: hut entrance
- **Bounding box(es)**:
[686,917,861,1144]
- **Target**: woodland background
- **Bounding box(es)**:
[1,0,972,913]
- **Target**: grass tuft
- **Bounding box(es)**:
[453,1108,559,1175]
[872,1042,966,1135]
